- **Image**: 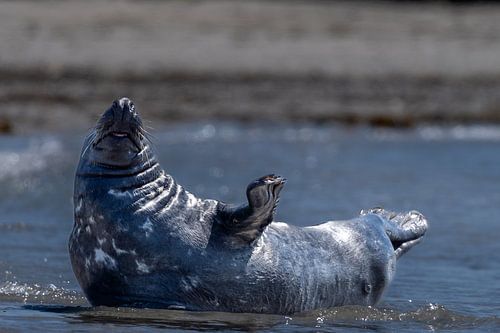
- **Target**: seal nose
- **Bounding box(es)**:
[112,97,136,123]
[118,97,133,110]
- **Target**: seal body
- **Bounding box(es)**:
[69,98,428,314]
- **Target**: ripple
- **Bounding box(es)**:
[13,302,499,332]
[298,304,500,330]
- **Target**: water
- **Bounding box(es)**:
[0,123,499,332]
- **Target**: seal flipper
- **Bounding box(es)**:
[361,208,428,259]
[216,174,285,248]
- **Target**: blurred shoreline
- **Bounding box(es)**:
[2,0,500,133]
[3,68,500,134]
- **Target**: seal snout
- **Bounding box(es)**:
[94,97,145,150]
[111,97,138,127]
[117,97,133,110]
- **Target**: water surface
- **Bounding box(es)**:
[0,124,499,332]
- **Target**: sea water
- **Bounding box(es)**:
[0,123,499,332]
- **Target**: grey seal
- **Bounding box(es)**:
[69,98,428,314]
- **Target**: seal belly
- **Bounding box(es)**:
[231,220,396,313]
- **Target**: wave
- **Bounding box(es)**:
[0,281,86,306]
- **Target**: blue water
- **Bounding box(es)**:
[0,123,499,332]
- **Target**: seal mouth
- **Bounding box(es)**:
[94,129,144,152]
[111,131,128,138]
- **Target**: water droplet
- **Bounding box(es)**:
[315,316,324,327]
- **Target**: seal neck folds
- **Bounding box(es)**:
[75,98,191,217]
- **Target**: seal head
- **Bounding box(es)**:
[86,98,145,168]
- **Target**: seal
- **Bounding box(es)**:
[69,98,428,314]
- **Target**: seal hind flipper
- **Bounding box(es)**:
[216,174,285,248]
[361,208,428,259]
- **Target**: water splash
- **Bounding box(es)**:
[0,281,86,305]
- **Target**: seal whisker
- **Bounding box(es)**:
[81,131,97,157]
[143,121,155,131]
[138,125,155,144]
[137,128,152,168]
[144,147,151,168]
[84,128,97,139]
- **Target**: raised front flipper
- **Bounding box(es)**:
[215,174,285,248]
[361,208,428,259]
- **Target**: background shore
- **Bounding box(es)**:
[2,0,500,133]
